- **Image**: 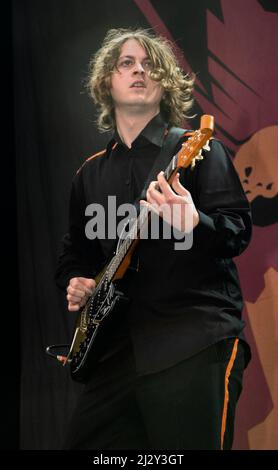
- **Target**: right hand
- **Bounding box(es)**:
[66,277,96,312]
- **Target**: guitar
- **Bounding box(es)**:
[62,114,214,382]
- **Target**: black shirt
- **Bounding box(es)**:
[55,113,252,374]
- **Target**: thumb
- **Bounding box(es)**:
[80,277,96,292]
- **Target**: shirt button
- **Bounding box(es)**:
[125,179,130,185]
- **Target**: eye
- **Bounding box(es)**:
[143,59,152,70]
[117,59,134,69]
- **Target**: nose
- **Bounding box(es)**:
[133,60,145,74]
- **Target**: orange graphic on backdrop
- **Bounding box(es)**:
[234,127,278,202]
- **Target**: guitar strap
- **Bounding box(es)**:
[135,125,188,205]
[127,125,188,273]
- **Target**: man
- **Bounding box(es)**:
[55,28,252,450]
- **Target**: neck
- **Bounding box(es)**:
[115,107,160,148]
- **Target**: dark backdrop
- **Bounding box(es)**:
[13,0,278,450]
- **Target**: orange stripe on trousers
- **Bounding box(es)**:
[220,338,239,450]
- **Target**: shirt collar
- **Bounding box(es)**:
[107,113,168,154]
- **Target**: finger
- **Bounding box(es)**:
[69,279,94,295]
[146,193,161,211]
[67,285,86,297]
[140,199,148,206]
[157,171,175,199]
[139,200,151,212]
[67,293,83,303]
[70,278,85,290]
[147,202,160,216]
[148,180,158,191]
[147,186,164,206]
[68,302,80,312]
[81,278,96,291]
[171,173,190,197]
[148,180,163,198]
[140,199,160,216]
[84,286,94,296]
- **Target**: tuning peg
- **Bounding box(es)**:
[203,141,210,152]
[190,152,203,170]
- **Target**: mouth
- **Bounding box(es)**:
[130,81,146,88]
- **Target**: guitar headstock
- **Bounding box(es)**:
[177,115,214,170]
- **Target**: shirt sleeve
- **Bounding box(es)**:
[54,170,104,291]
[192,138,252,258]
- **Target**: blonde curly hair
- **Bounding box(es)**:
[86,28,195,131]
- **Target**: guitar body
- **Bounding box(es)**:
[70,281,129,382]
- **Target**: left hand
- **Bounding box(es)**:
[140,171,200,233]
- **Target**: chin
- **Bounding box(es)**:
[126,100,148,108]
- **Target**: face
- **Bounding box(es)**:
[110,38,164,114]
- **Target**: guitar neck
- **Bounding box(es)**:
[104,153,179,284]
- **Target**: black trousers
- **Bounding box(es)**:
[63,338,245,450]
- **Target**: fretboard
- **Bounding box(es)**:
[103,152,179,283]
